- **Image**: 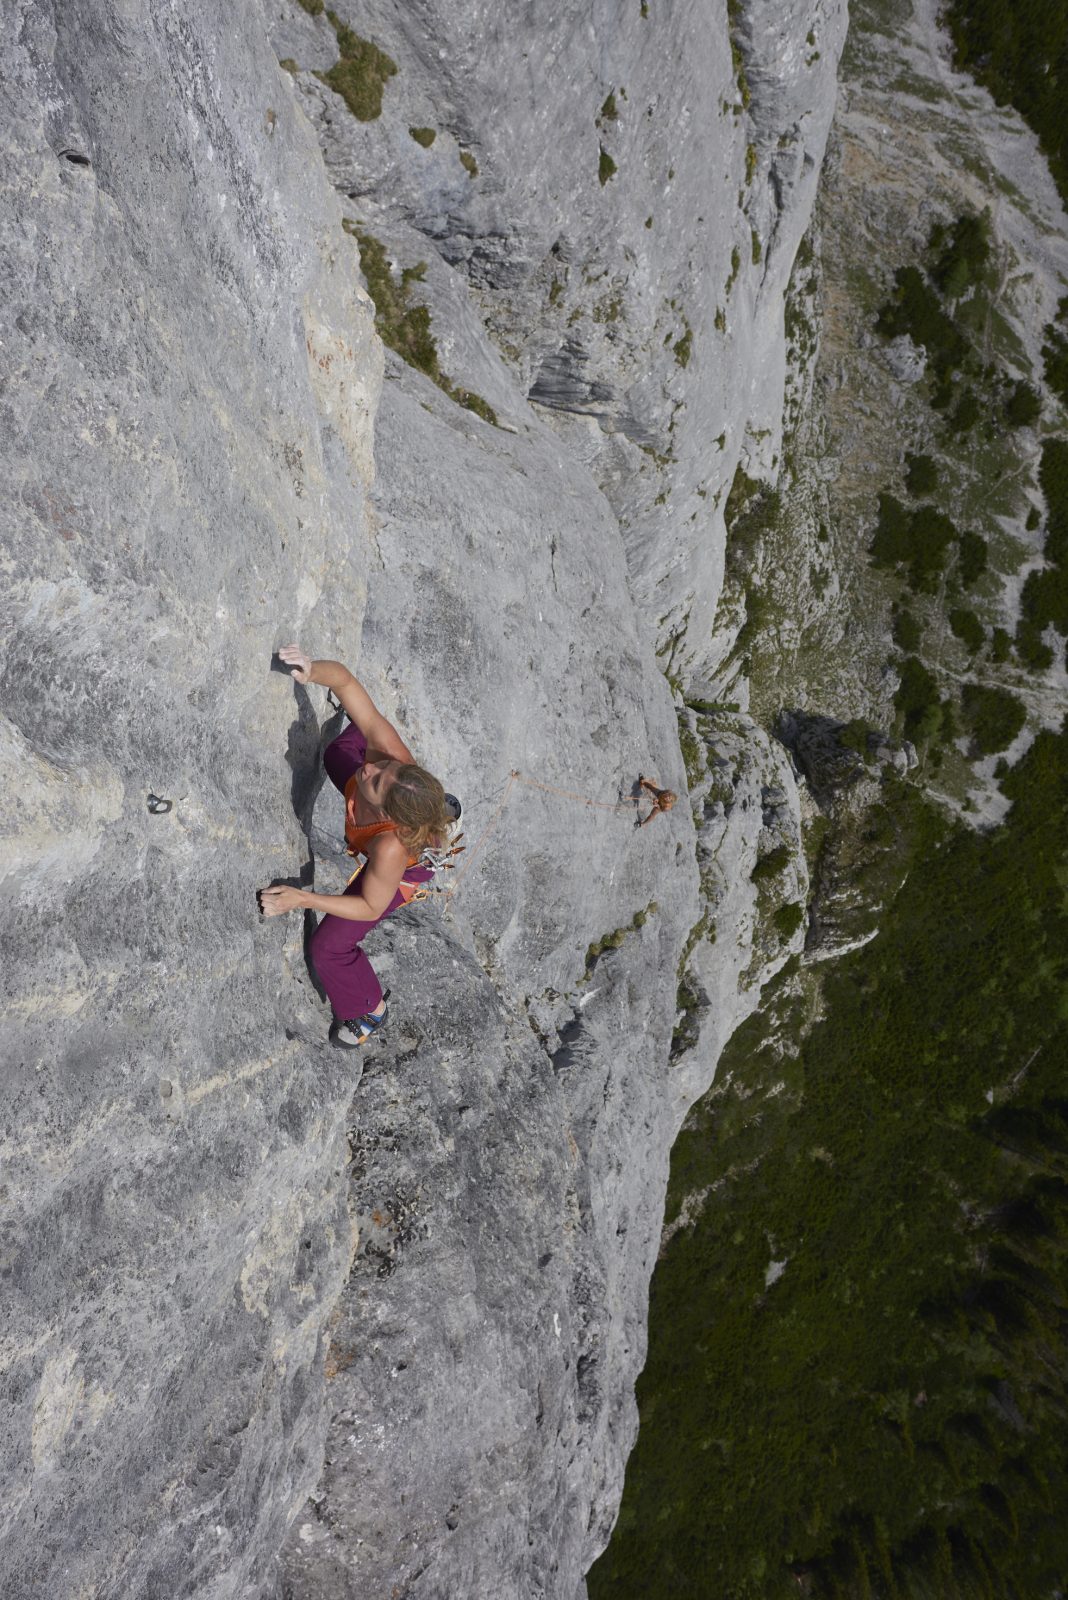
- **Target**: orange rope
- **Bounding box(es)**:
[442,771,518,898]
[510,769,639,813]
[440,768,641,906]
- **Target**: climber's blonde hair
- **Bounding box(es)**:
[382,763,455,855]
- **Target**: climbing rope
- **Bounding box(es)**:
[508,770,639,813]
[440,771,518,898]
[439,768,643,906]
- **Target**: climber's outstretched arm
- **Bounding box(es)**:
[261,831,407,921]
[277,644,414,763]
[261,884,391,921]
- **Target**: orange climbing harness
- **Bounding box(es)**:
[343,784,468,904]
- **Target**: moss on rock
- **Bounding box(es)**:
[317,14,397,121]
[348,227,498,426]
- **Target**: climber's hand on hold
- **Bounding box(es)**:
[277,644,313,684]
[259,883,306,916]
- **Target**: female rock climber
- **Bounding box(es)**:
[259,645,456,1048]
[637,774,678,827]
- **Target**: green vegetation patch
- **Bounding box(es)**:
[685,697,740,717]
[317,13,398,120]
[726,244,741,296]
[944,0,1068,206]
[837,718,876,759]
[348,228,436,373]
[672,318,693,369]
[773,902,805,940]
[725,0,752,107]
[297,0,323,13]
[950,383,981,432]
[869,493,957,592]
[957,528,988,587]
[1017,437,1068,670]
[892,603,922,653]
[751,843,790,882]
[459,149,479,178]
[348,227,498,426]
[598,145,617,186]
[876,264,967,391]
[873,211,1037,451]
[904,452,938,497]
[875,215,996,417]
[408,125,436,147]
[928,210,991,299]
[584,901,657,975]
[449,387,498,426]
[991,625,1013,663]
[949,606,985,653]
[590,726,1068,1600]
[1043,295,1068,407]
[894,654,946,745]
[1005,379,1041,428]
[724,468,781,595]
[961,683,1027,755]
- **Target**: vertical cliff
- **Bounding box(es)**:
[1,0,846,1595]
[266,1,846,1595]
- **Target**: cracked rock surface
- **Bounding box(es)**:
[2,3,380,1594]
[3,0,843,1595]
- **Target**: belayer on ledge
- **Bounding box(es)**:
[260,645,457,1048]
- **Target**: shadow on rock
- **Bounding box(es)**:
[282,679,345,1005]
[774,708,866,808]
[286,682,343,832]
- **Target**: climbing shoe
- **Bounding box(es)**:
[330,994,389,1050]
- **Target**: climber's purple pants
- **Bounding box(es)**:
[310,722,427,1022]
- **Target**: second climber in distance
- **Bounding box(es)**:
[259,645,457,1048]
[638,774,678,827]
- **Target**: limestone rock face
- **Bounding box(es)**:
[2,3,380,1594]
[272,0,847,656]
[2,0,842,1597]
[266,0,839,1588]
[275,327,700,1600]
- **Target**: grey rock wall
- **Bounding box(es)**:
[2,0,843,1595]
[267,0,838,1589]
[274,328,699,1600]
[2,3,380,1594]
[271,0,847,660]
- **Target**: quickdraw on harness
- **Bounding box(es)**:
[404,834,467,901]
[345,832,467,903]
[398,791,466,900]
